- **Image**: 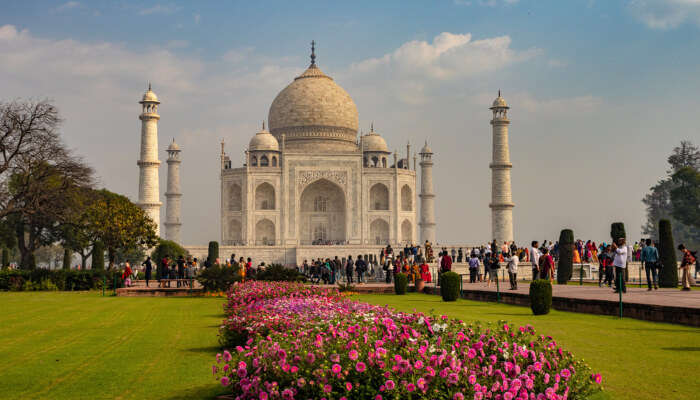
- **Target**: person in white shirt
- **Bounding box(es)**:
[530,241,541,281]
[612,238,628,293]
[507,253,519,290]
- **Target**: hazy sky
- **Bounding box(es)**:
[1,0,698,246]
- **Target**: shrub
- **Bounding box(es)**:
[0,269,111,291]
[394,273,408,295]
[440,271,461,301]
[92,241,105,270]
[255,264,306,282]
[529,279,552,315]
[658,219,678,288]
[197,264,241,292]
[1,248,8,267]
[151,239,187,279]
[207,241,219,265]
[610,222,626,242]
[557,229,574,284]
[336,282,355,292]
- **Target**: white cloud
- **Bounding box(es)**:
[56,1,81,11]
[138,4,181,16]
[350,32,539,80]
[628,0,700,29]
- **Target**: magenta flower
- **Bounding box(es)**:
[259,392,268,400]
[406,383,416,392]
[220,376,230,386]
[345,382,353,391]
[223,350,232,362]
[323,384,332,393]
[332,364,342,374]
[375,395,383,400]
[349,349,359,360]
[385,380,395,390]
[356,362,366,372]
[454,393,465,400]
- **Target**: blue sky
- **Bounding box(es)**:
[2,0,699,245]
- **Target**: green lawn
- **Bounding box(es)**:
[358,293,700,400]
[0,291,226,400]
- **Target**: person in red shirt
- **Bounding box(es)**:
[539,248,555,282]
[440,251,452,273]
[678,244,696,291]
[419,259,432,283]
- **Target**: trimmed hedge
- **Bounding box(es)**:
[92,241,105,270]
[394,273,408,295]
[610,222,626,242]
[440,271,461,301]
[658,219,678,288]
[207,241,219,265]
[557,229,574,284]
[529,279,552,315]
[0,269,123,291]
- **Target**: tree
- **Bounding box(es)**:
[83,190,158,270]
[642,141,700,250]
[557,229,574,284]
[670,167,700,230]
[658,219,678,288]
[0,100,71,219]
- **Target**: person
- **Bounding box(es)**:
[384,255,393,284]
[641,239,660,290]
[345,255,354,284]
[539,248,554,282]
[141,256,152,287]
[468,253,479,283]
[176,255,185,288]
[598,246,611,287]
[451,248,457,264]
[530,241,541,281]
[355,255,366,284]
[159,255,169,287]
[678,244,697,291]
[419,258,431,283]
[122,260,132,287]
[612,238,628,293]
[487,253,500,287]
[507,252,519,290]
[440,250,452,273]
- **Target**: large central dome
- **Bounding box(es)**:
[268,56,359,152]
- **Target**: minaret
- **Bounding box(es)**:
[419,141,436,244]
[137,84,162,236]
[165,139,182,243]
[489,90,514,244]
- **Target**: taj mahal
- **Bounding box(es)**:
[136,42,514,265]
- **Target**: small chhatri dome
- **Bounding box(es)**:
[141,82,160,103]
[491,89,508,108]
[167,138,180,151]
[362,123,388,153]
[249,121,279,152]
[420,140,433,154]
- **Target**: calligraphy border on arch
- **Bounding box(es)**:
[297,170,348,191]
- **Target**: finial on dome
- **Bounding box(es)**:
[370,122,374,132]
[498,89,501,97]
[148,82,152,91]
[310,40,316,66]
[262,120,265,130]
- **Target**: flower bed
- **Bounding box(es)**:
[215,281,602,399]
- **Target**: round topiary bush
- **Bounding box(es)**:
[657,219,678,288]
[440,271,461,301]
[394,273,408,295]
[529,279,552,315]
[557,229,574,284]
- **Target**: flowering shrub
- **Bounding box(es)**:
[215,281,602,399]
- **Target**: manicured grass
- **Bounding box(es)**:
[358,293,700,400]
[0,291,226,400]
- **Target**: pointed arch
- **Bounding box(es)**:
[255,182,275,210]
[370,183,389,210]
[401,184,413,211]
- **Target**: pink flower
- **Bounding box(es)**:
[468,375,477,385]
[332,364,342,374]
[592,373,602,384]
[454,393,465,400]
[534,362,542,372]
[223,350,232,362]
[323,384,332,393]
[385,380,395,390]
[259,392,268,400]
[468,348,477,359]
[406,383,416,392]
[356,362,367,372]
[414,360,424,369]
[349,349,359,360]
[345,382,353,391]
[220,377,230,386]
[282,389,294,400]
[375,396,383,400]
[306,352,316,364]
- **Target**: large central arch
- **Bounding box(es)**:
[299,179,346,244]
